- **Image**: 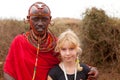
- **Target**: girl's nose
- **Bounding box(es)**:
[66,50,70,55]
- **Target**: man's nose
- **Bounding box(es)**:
[37,19,43,25]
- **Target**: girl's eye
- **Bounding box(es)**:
[69,48,74,50]
[61,48,66,51]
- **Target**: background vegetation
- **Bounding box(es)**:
[0,7,120,80]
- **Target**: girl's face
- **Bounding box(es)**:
[60,41,77,63]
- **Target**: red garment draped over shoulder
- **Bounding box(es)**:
[4,34,60,80]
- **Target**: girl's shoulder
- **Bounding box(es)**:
[80,63,90,73]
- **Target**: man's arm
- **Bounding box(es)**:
[4,72,15,80]
[88,66,99,80]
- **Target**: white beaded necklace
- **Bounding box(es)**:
[61,63,77,80]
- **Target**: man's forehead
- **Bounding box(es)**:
[31,15,49,18]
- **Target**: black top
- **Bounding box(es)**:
[48,63,90,80]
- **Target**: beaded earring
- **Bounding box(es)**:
[50,20,55,26]
[76,57,83,71]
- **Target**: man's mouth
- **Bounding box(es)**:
[37,28,43,32]
[35,25,45,32]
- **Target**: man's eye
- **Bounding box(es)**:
[32,17,39,21]
[42,17,49,21]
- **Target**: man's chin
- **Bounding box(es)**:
[38,32,45,37]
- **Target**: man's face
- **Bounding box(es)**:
[28,2,51,37]
[30,15,51,37]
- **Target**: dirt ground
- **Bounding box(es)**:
[98,67,120,80]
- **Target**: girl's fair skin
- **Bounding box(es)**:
[60,41,77,63]
[59,40,80,74]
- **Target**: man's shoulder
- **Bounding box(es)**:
[80,63,90,73]
[14,34,25,40]
[12,34,26,43]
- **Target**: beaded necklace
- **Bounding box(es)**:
[32,42,40,80]
[25,30,56,52]
[29,30,47,47]
[61,63,77,80]
[24,29,56,80]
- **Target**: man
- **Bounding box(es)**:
[3,2,98,80]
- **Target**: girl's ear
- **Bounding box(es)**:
[79,48,82,54]
[77,47,82,56]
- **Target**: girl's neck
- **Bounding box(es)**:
[60,61,76,74]
[62,61,76,67]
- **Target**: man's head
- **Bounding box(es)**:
[27,2,51,37]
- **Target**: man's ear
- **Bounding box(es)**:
[27,16,30,21]
[50,16,52,20]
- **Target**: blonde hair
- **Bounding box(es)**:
[55,29,82,55]
[56,29,83,71]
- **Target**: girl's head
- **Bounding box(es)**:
[55,29,82,61]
